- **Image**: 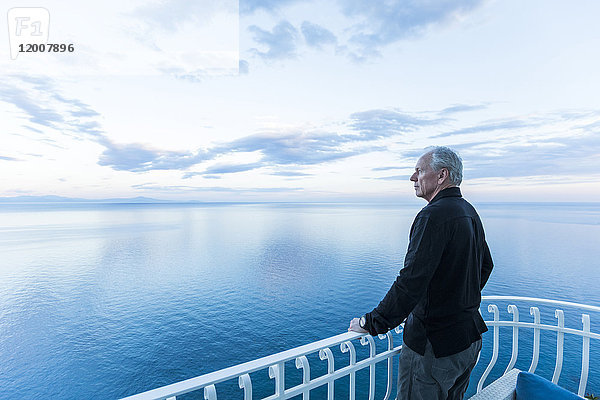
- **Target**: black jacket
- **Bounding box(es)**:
[364,187,493,357]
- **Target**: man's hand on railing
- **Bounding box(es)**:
[348,317,368,333]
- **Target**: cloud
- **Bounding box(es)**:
[101,109,435,175]
[157,66,207,82]
[183,162,264,178]
[24,126,44,134]
[15,75,54,91]
[388,109,600,184]
[97,138,210,172]
[216,130,363,165]
[339,0,484,60]
[248,21,299,60]
[349,109,446,139]
[434,118,541,137]
[271,171,312,176]
[1,77,425,175]
[124,1,239,78]
[0,75,103,137]
[239,59,249,74]
[240,1,485,63]
[52,94,100,118]
[372,166,404,171]
[435,141,496,154]
[301,21,337,48]
[576,119,600,132]
[98,109,447,174]
[439,104,488,115]
[399,148,430,158]
[132,183,303,193]
[74,121,103,136]
[10,75,596,191]
[436,122,600,180]
[0,81,65,128]
[449,110,599,140]
[204,162,264,174]
[240,0,301,15]
[373,175,410,181]
[0,75,213,173]
[130,0,236,32]
[464,137,600,179]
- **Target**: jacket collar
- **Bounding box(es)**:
[429,186,462,204]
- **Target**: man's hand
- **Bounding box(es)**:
[348,317,368,333]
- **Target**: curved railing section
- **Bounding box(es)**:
[477,296,600,397]
[120,296,599,400]
[120,326,404,400]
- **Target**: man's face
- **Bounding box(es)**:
[409,153,439,202]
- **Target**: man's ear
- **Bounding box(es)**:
[437,168,449,184]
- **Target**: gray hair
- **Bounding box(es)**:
[426,146,463,186]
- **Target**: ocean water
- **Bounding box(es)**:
[0,202,599,399]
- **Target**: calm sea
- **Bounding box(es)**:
[0,202,599,399]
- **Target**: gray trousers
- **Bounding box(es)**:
[397,339,482,400]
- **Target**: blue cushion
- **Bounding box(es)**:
[515,371,581,399]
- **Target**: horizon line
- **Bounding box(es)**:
[0,195,599,206]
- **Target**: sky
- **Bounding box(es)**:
[1,0,600,203]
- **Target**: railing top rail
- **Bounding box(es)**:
[120,330,371,400]
[482,296,600,313]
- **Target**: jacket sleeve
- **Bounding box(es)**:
[480,240,493,289]
[364,215,446,335]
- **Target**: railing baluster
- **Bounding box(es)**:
[528,307,541,373]
[204,384,217,400]
[360,335,376,400]
[238,374,252,400]
[477,304,499,393]
[340,341,356,400]
[268,362,285,397]
[319,347,335,400]
[378,332,394,400]
[578,314,591,397]
[504,305,519,374]
[552,309,565,384]
[394,325,403,400]
[295,355,311,400]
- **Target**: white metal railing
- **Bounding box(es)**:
[120,327,404,400]
[477,296,600,397]
[121,296,599,400]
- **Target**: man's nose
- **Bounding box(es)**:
[410,173,417,181]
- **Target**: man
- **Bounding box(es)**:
[349,146,493,400]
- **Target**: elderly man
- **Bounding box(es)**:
[349,146,493,400]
